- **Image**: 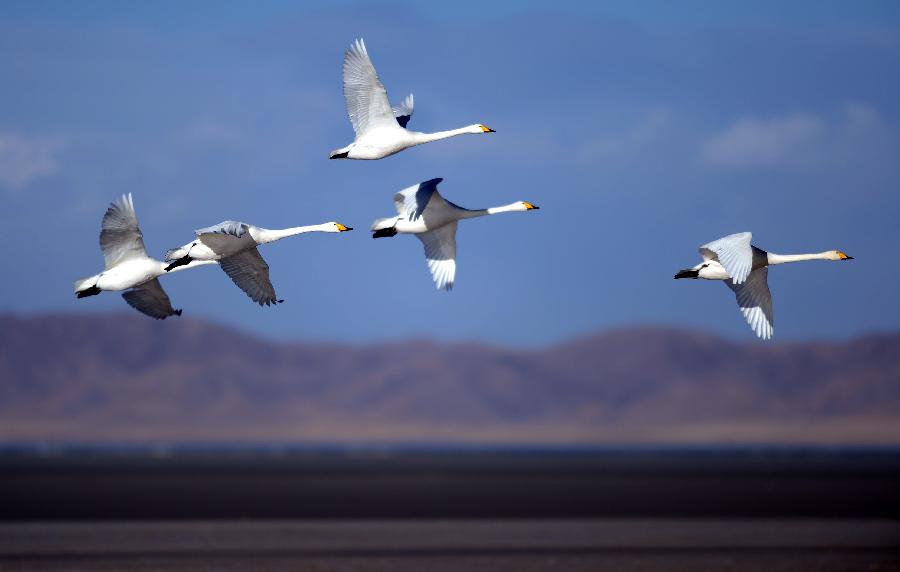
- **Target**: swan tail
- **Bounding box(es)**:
[74,274,101,297]
[371,216,399,230]
[329,145,352,159]
[371,217,399,238]
[164,247,187,262]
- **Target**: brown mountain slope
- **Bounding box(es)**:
[1,313,898,444]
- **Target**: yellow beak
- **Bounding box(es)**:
[480,125,496,133]
[523,201,539,210]
[336,223,352,232]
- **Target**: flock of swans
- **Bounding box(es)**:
[75,39,852,340]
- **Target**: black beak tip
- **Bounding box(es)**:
[531,205,540,210]
[345,227,354,231]
[488,128,496,133]
[846,256,854,260]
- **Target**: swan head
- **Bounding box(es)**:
[325,222,353,233]
[518,201,540,211]
[473,124,496,134]
[831,250,853,261]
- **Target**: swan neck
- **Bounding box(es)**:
[485,203,522,215]
[767,252,831,265]
[413,127,472,144]
[257,225,325,244]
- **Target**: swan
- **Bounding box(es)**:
[74,194,216,319]
[329,39,495,160]
[371,178,539,290]
[164,220,353,306]
[674,232,853,339]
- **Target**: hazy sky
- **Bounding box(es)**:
[1,0,898,344]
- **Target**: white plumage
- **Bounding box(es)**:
[371,178,539,291]
[330,39,494,160]
[164,220,352,306]
[74,194,216,319]
[675,232,853,340]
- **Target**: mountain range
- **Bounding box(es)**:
[1,313,898,444]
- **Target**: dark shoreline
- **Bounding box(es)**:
[2,446,898,520]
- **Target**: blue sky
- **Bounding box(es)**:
[1,0,898,344]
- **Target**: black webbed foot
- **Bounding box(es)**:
[165,256,193,272]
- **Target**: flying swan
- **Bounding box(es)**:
[164,220,352,306]
[674,232,853,339]
[330,39,495,160]
[371,178,539,290]
[74,194,216,319]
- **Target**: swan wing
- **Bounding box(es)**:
[393,178,446,221]
[100,193,148,269]
[121,278,181,320]
[700,232,753,284]
[726,267,774,340]
[417,221,457,291]
[392,93,414,128]
[195,221,250,239]
[219,247,279,306]
[343,38,398,137]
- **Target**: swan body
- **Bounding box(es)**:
[371,178,538,290]
[165,220,352,306]
[74,194,216,320]
[674,232,853,340]
[330,39,494,160]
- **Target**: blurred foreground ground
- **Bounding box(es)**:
[1,520,898,571]
[1,449,898,570]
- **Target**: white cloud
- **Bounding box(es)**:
[698,113,825,169]
[0,132,64,190]
[699,104,897,173]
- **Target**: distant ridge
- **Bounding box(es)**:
[2,313,899,444]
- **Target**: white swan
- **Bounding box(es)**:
[371,178,538,290]
[74,194,216,319]
[330,39,495,160]
[164,220,352,306]
[674,232,853,339]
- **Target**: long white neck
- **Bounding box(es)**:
[458,203,523,220]
[767,251,834,265]
[155,258,217,276]
[255,224,333,244]
[411,126,478,144]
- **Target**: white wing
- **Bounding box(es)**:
[100,193,148,269]
[219,247,280,306]
[700,232,753,285]
[195,220,249,239]
[726,267,774,340]
[343,39,398,137]
[417,222,457,291]
[121,278,181,320]
[393,178,446,221]
[392,93,414,128]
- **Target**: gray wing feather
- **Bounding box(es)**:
[393,178,444,221]
[343,39,397,137]
[194,221,249,238]
[100,193,148,269]
[121,278,181,320]
[417,222,457,291]
[219,247,279,306]
[726,267,774,340]
[700,232,754,284]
